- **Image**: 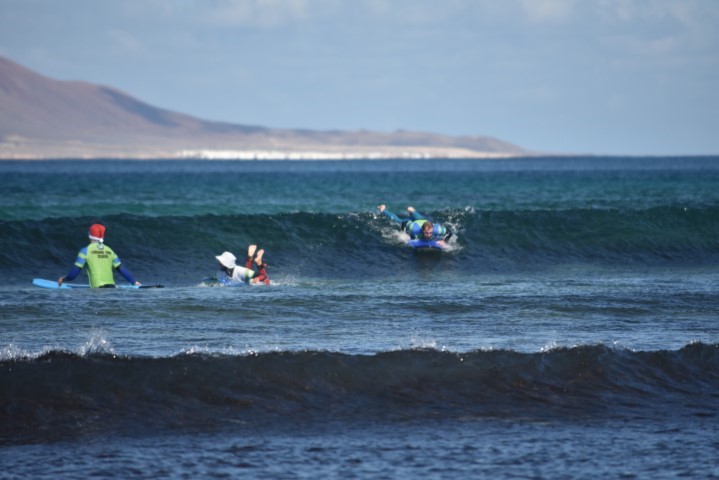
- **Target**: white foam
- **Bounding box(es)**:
[77,330,115,356]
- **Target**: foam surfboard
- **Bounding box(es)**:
[32,278,163,289]
[201,277,247,287]
[407,239,445,250]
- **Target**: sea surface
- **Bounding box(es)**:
[1,157,718,479]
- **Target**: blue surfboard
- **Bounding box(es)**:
[407,239,445,250]
[32,278,162,289]
[33,278,89,289]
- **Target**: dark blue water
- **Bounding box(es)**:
[1,157,718,478]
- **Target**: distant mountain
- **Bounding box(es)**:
[0,56,527,159]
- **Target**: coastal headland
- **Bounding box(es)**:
[0,56,527,160]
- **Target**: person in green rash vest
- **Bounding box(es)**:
[58,223,141,288]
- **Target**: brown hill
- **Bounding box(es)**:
[0,56,526,159]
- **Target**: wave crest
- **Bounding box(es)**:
[2,343,717,444]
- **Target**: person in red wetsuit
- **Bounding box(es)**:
[215,244,270,285]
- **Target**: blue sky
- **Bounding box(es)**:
[1,0,717,155]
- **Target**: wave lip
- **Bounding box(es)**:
[2,343,717,444]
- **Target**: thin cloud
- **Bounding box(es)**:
[108,30,144,54]
[520,0,575,24]
[204,0,315,28]
[595,0,719,62]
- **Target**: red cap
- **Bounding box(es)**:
[88,224,106,241]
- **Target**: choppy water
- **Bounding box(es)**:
[1,157,718,478]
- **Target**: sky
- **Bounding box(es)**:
[1,0,718,156]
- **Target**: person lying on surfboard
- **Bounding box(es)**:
[216,244,270,285]
[58,223,141,288]
[377,205,452,246]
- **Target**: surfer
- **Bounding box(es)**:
[216,244,270,285]
[377,205,452,246]
[58,223,141,288]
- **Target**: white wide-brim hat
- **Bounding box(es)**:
[215,251,237,269]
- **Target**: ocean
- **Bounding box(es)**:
[1,157,718,478]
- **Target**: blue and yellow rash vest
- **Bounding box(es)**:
[402,219,447,240]
[74,243,122,287]
[381,208,448,240]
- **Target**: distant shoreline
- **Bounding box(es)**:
[0,147,526,161]
[2,153,715,161]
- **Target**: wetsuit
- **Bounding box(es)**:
[381,208,452,241]
[223,256,270,285]
[62,242,137,288]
